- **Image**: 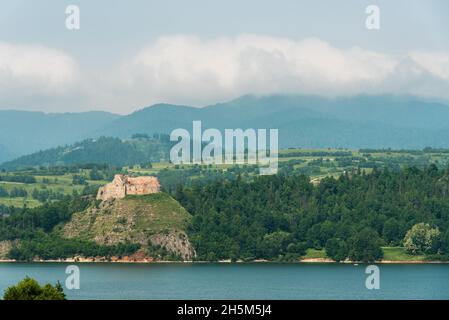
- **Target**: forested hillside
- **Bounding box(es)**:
[1,135,172,170]
[3,95,449,164]
[1,166,449,262]
[176,166,449,262]
[0,110,119,163]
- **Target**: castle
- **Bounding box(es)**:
[96,174,161,201]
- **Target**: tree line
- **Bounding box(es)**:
[175,165,449,262]
[0,196,139,261]
[2,164,449,262]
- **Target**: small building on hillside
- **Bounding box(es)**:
[96,174,160,201]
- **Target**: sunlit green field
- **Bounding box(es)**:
[302,247,427,262]
[0,197,41,208]
[0,170,108,208]
[382,247,426,261]
[303,249,328,259]
[2,148,449,208]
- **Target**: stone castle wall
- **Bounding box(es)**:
[97,175,160,201]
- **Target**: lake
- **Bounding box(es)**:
[0,263,448,300]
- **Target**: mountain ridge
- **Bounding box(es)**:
[2,94,449,164]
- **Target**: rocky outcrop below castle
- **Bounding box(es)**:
[0,240,14,259]
[0,240,20,260]
[97,174,160,201]
[63,192,196,261]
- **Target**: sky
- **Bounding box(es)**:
[0,0,448,114]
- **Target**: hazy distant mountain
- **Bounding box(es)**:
[2,95,449,165]
[98,94,449,149]
[0,110,119,163]
[1,136,172,170]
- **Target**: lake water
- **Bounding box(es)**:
[0,263,448,300]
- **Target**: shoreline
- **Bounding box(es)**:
[1,258,448,264]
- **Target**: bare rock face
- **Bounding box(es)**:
[97,174,160,201]
[149,231,195,261]
[64,193,196,261]
[0,240,18,259]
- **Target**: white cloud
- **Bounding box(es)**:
[115,35,449,110]
[123,35,400,103]
[1,36,449,113]
[0,42,79,108]
[409,51,449,80]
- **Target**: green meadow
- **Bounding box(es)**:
[1,147,449,209]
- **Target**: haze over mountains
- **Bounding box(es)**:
[0,111,119,163]
[2,94,449,165]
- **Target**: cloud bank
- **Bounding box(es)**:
[1,35,449,113]
[0,42,79,108]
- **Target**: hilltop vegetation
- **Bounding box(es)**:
[0,164,118,209]
[64,193,195,260]
[3,277,66,300]
[3,146,449,209]
[2,145,449,262]
[1,135,173,170]
[0,110,118,163]
[176,165,449,262]
[1,164,449,262]
[0,191,193,261]
[0,196,140,261]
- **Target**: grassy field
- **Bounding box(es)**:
[302,247,427,262]
[2,147,449,209]
[0,170,107,208]
[0,197,41,208]
[126,193,192,233]
[303,248,328,259]
[382,247,426,261]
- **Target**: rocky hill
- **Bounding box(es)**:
[63,192,195,261]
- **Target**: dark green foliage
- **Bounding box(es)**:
[0,204,16,216]
[0,197,89,238]
[260,231,292,259]
[31,188,66,202]
[0,186,8,197]
[441,230,449,254]
[176,166,449,262]
[72,174,87,185]
[8,187,28,198]
[382,218,402,245]
[3,163,449,263]
[0,175,36,183]
[8,235,140,261]
[325,238,348,262]
[89,167,104,180]
[347,228,383,262]
[157,164,255,193]
[146,244,182,261]
[2,136,174,170]
[0,194,140,260]
[3,277,66,300]
[279,151,352,158]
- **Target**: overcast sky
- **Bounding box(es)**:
[1,0,448,114]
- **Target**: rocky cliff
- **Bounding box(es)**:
[63,193,195,261]
[0,240,17,259]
